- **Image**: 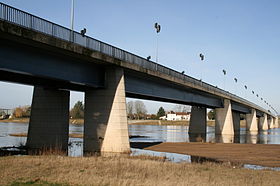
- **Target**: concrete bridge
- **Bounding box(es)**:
[0,3,278,154]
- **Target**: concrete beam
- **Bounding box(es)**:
[215,99,234,135]
[26,87,69,151]
[259,114,268,131]
[246,109,258,132]
[276,117,279,128]
[84,67,130,154]
[188,106,206,142]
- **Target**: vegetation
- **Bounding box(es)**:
[0,155,279,185]
[156,107,165,119]
[13,106,31,118]
[208,109,215,120]
[70,101,84,119]
[126,100,147,119]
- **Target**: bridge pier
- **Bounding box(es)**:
[268,117,273,129]
[26,87,70,151]
[84,67,130,155]
[275,117,279,128]
[188,106,207,142]
[259,114,268,131]
[232,111,240,135]
[215,99,234,135]
[246,109,258,132]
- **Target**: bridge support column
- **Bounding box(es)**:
[268,117,273,129]
[84,67,130,154]
[246,109,258,132]
[259,114,268,131]
[26,87,69,151]
[215,99,234,135]
[188,106,206,142]
[232,111,240,135]
[275,116,279,128]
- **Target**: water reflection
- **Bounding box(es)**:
[0,122,280,157]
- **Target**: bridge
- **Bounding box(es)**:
[0,2,278,154]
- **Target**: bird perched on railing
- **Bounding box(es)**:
[81,28,86,37]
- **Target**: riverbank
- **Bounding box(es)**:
[0,118,248,127]
[143,142,280,168]
[0,155,279,185]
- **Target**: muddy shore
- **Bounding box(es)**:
[141,142,280,167]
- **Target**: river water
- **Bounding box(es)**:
[1,122,280,157]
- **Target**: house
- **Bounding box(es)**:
[160,111,191,121]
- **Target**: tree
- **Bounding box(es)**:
[134,100,147,119]
[157,107,165,119]
[208,109,215,120]
[127,101,134,119]
[173,104,191,113]
[13,106,31,118]
[70,101,84,119]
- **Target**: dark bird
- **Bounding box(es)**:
[181,71,185,74]
[252,91,254,94]
[234,78,237,83]
[147,56,151,61]
[244,85,247,89]
[222,69,226,75]
[80,28,86,37]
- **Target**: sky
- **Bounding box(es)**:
[0,0,279,114]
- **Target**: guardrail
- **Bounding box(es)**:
[0,2,272,116]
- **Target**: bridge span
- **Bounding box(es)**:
[0,2,278,154]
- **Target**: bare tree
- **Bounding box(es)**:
[126,101,134,119]
[173,104,191,113]
[134,100,147,119]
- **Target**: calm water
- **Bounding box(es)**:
[1,122,280,158]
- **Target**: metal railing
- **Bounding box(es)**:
[0,2,272,115]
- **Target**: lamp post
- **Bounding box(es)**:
[154,23,161,63]
[199,53,204,81]
[70,0,75,42]
[222,69,226,90]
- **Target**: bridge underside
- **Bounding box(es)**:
[0,37,105,90]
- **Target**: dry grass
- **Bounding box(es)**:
[0,155,279,186]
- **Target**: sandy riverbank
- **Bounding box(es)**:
[142,142,280,168]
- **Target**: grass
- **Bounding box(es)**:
[0,155,279,186]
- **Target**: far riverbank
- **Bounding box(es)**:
[0,118,247,127]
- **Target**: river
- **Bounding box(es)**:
[1,122,280,158]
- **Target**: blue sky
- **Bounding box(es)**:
[0,0,279,114]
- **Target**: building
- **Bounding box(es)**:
[159,111,191,121]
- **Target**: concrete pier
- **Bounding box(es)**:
[26,87,70,151]
[215,99,234,135]
[84,67,130,154]
[246,109,258,132]
[232,111,240,135]
[259,114,268,131]
[188,106,206,142]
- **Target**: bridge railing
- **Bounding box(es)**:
[0,2,271,115]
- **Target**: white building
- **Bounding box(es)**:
[160,112,190,121]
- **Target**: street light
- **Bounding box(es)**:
[222,69,226,90]
[70,0,75,41]
[199,53,204,80]
[154,22,161,63]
